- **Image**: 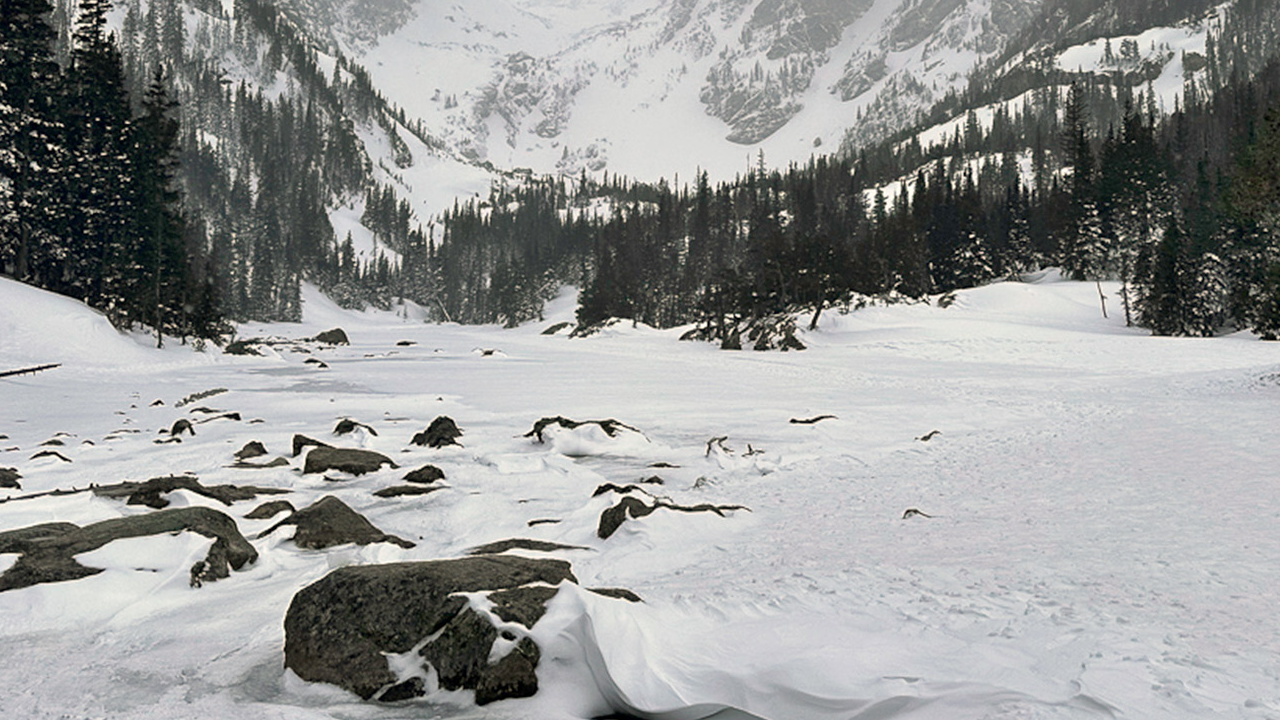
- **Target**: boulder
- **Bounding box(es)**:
[0,507,256,592]
[283,555,576,701]
[467,538,589,556]
[403,465,445,484]
[303,446,396,475]
[334,418,377,436]
[373,485,445,498]
[292,434,332,457]
[245,500,295,519]
[234,441,268,460]
[232,456,291,469]
[0,467,20,490]
[313,328,349,345]
[411,416,462,448]
[169,419,195,436]
[259,496,414,550]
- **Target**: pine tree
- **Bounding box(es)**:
[0,0,64,281]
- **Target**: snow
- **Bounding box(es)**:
[2,273,1280,718]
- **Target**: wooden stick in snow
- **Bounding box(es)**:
[0,363,61,379]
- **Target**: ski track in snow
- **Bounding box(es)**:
[1,276,1279,719]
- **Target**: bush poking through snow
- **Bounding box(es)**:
[596,495,749,540]
[521,416,643,443]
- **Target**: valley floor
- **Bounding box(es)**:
[1,275,1278,719]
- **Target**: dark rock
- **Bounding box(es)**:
[30,450,71,462]
[303,446,396,475]
[187,406,222,414]
[474,638,540,705]
[150,399,164,407]
[39,438,64,446]
[0,507,256,592]
[224,340,262,356]
[259,496,414,550]
[790,414,837,425]
[292,434,332,457]
[917,430,941,442]
[169,419,195,436]
[488,585,560,628]
[395,340,416,346]
[234,441,268,460]
[588,587,643,603]
[283,555,576,700]
[373,485,445,498]
[649,462,679,468]
[597,496,749,540]
[245,500,295,519]
[154,437,182,445]
[403,465,445,484]
[202,412,241,423]
[377,677,425,702]
[334,418,377,436]
[420,604,496,691]
[92,475,290,509]
[541,322,572,335]
[232,456,291,469]
[313,328,349,345]
[0,467,20,490]
[468,538,589,556]
[521,416,644,444]
[592,483,658,498]
[305,359,329,369]
[411,416,462,448]
[527,518,561,527]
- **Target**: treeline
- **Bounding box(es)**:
[1,0,223,343]
[428,32,1280,341]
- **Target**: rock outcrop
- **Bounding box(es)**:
[259,496,414,549]
[302,446,396,475]
[283,555,576,702]
[0,507,257,592]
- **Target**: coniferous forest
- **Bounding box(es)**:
[429,0,1280,343]
[4,0,1280,344]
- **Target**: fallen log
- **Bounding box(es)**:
[0,363,61,379]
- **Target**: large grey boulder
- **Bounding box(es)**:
[259,496,414,550]
[283,555,576,702]
[303,446,396,475]
[0,507,257,592]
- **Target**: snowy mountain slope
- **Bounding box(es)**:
[271,0,1044,182]
[3,273,1280,719]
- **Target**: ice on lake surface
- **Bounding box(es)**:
[1,276,1278,719]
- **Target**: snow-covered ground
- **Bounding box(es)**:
[1,275,1278,719]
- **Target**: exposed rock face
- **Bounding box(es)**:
[283,556,576,701]
[0,467,20,490]
[313,328,350,345]
[259,496,414,549]
[411,416,462,448]
[303,446,397,475]
[0,507,257,592]
[91,475,289,509]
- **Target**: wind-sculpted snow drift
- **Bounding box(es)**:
[2,278,1279,719]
